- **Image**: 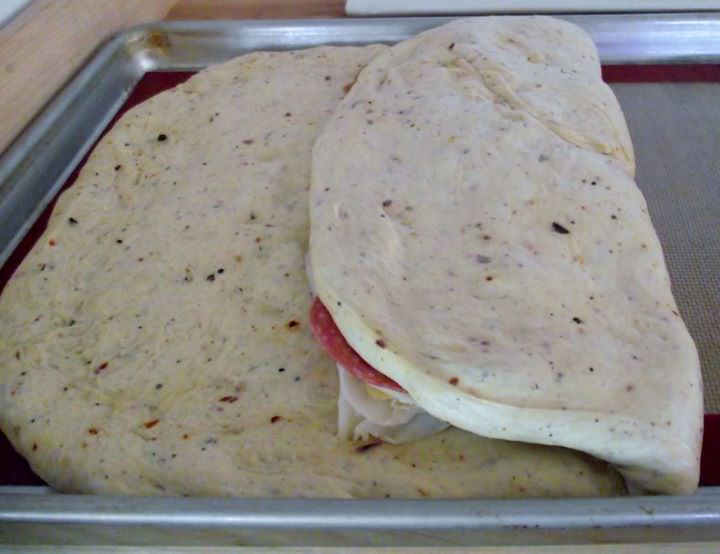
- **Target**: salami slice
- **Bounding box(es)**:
[309,297,405,392]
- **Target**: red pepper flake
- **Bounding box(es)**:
[32,443,37,452]
[287,320,300,329]
[355,440,383,453]
[88,427,99,435]
[375,339,386,348]
[270,415,283,424]
[94,362,108,374]
[48,239,56,246]
[219,395,238,403]
[143,419,159,429]
[449,377,459,386]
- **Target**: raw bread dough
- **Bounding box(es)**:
[310,17,702,494]
[0,44,625,497]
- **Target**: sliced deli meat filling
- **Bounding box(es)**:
[310,297,404,392]
[310,297,449,443]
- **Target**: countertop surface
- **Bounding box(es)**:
[0,0,345,156]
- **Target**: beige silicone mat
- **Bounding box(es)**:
[610,82,720,412]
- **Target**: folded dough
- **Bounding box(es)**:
[310,16,702,494]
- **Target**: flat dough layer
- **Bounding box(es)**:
[0,45,624,497]
[310,17,702,494]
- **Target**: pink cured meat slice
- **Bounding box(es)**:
[309,297,404,392]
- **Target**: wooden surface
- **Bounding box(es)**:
[0,0,175,155]
[0,0,348,155]
[168,0,345,19]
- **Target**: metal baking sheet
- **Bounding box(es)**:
[1,13,720,547]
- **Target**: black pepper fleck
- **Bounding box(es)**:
[552,222,570,234]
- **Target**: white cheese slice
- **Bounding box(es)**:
[337,364,449,444]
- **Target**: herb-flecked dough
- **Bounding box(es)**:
[0,42,625,497]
